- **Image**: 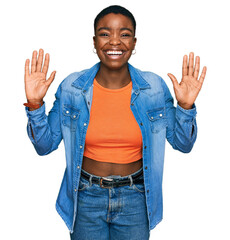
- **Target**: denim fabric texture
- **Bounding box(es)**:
[70,167,150,240]
[25,62,197,233]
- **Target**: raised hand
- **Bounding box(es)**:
[24,49,56,104]
[167,52,207,109]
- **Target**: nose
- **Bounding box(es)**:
[109,34,121,45]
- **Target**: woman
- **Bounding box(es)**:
[24,5,207,240]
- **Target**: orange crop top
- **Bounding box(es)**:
[83,78,143,164]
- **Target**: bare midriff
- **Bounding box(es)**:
[82,156,143,177]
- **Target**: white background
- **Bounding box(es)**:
[1,0,229,239]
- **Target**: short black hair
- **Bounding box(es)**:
[94,5,136,35]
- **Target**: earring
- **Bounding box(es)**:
[132,49,136,55]
[93,48,97,54]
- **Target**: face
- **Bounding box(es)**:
[93,13,137,70]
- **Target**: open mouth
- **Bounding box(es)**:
[106,50,123,55]
[104,50,126,58]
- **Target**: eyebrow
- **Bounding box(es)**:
[97,27,133,33]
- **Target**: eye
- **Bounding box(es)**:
[99,33,109,37]
[121,33,131,38]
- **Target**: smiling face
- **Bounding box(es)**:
[93,13,137,71]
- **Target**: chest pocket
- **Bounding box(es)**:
[146,108,167,133]
[62,104,80,131]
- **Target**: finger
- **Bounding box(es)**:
[198,66,207,85]
[31,50,37,73]
[167,73,179,89]
[46,71,56,87]
[188,52,194,76]
[182,55,188,77]
[194,56,200,79]
[25,59,30,78]
[42,53,50,75]
[36,49,44,72]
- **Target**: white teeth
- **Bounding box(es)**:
[106,50,123,55]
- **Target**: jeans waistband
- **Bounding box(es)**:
[81,167,143,180]
[81,167,144,188]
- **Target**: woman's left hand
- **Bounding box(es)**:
[167,52,207,109]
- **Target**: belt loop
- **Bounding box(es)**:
[128,175,133,187]
[89,175,92,187]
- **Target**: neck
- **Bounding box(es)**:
[95,63,131,89]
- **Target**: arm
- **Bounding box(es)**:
[164,52,207,152]
[25,85,62,155]
[24,49,61,155]
[162,79,197,153]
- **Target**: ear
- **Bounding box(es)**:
[133,37,137,49]
[93,36,96,48]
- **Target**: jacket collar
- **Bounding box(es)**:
[71,62,151,92]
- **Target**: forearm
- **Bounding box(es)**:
[25,102,62,155]
[26,102,44,138]
[166,103,197,153]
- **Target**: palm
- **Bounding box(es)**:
[24,49,56,104]
[168,52,207,109]
[25,72,48,101]
[175,75,202,106]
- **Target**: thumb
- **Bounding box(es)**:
[167,73,179,89]
[46,71,56,87]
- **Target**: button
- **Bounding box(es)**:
[147,190,149,193]
[80,145,83,149]
[159,114,163,117]
[73,115,76,118]
[140,122,143,126]
[66,111,69,114]
[131,103,134,106]
[77,165,80,169]
[151,116,154,119]
[83,90,86,93]
[84,123,87,126]
[74,188,77,192]
[144,146,147,149]
[145,166,148,170]
[88,102,90,105]
[149,212,151,216]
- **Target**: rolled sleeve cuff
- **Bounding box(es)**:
[25,102,46,124]
[176,103,197,121]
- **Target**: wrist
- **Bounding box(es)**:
[24,100,44,111]
[178,102,193,110]
[27,99,44,105]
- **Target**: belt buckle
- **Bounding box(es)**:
[99,177,113,189]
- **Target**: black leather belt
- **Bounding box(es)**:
[81,168,144,188]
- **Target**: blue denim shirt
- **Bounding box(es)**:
[25,62,197,233]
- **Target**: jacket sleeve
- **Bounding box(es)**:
[161,77,197,153]
[25,84,63,156]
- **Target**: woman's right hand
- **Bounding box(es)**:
[24,49,56,104]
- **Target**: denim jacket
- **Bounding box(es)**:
[25,62,197,233]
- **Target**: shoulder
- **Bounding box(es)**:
[140,70,163,82]
[131,65,167,92]
[58,69,87,91]
[57,63,100,93]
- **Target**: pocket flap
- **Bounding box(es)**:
[63,104,80,120]
[146,108,166,121]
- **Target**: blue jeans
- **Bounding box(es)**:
[70,167,150,240]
